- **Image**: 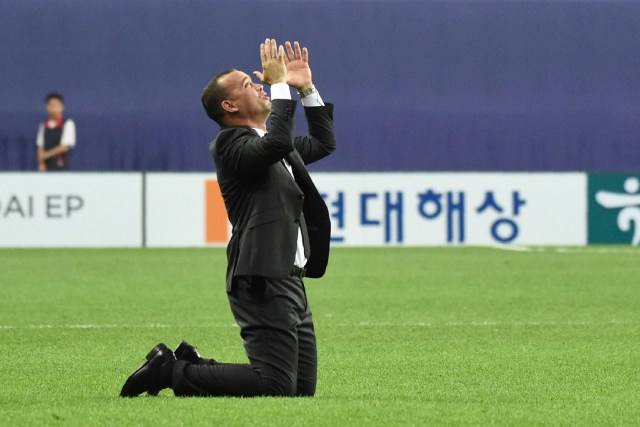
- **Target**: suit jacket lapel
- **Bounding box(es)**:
[285,152,312,190]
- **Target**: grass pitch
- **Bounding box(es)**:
[0,247,639,426]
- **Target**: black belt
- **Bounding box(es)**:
[291,266,307,279]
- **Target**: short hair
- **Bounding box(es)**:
[201,69,236,126]
[45,92,64,104]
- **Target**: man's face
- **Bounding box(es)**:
[46,98,64,119]
[220,70,271,120]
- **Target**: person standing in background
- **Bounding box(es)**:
[36,93,76,171]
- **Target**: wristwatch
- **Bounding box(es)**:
[297,85,317,98]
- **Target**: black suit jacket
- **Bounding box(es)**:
[211,99,336,291]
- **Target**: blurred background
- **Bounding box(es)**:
[2,0,639,173]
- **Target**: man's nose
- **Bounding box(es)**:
[254,83,264,92]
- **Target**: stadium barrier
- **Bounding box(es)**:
[0,172,638,247]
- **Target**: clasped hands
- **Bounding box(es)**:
[253,38,313,93]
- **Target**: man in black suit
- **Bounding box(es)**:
[121,38,335,398]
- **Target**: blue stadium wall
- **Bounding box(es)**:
[1,0,639,172]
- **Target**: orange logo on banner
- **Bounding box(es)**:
[205,179,229,243]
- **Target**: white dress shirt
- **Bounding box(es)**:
[252,83,325,268]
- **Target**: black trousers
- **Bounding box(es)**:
[172,275,317,397]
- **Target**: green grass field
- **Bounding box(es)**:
[1,247,639,426]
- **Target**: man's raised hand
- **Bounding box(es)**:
[283,41,313,92]
[253,38,286,85]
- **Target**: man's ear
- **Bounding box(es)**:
[221,100,238,114]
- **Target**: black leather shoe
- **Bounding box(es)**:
[174,341,218,365]
[120,343,176,397]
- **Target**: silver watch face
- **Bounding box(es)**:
[300,86,316,97]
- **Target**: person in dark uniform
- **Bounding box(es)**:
[120,38,336,398]
[36,92,76,171]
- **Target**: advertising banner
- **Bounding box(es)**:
[0,173,142,247]
[144,172,587,247]
[588,174,640,246]
[145,173,228,247]
[0,172,593,248]
[313,173,587,246]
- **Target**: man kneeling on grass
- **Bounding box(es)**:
[120,38,335,397]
